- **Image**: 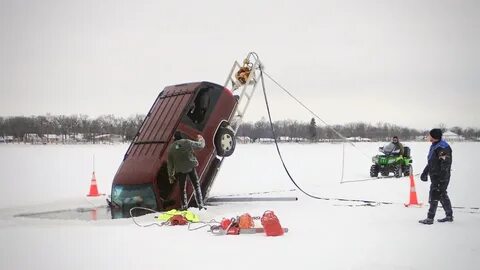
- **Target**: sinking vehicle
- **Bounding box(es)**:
[110,53,262,214]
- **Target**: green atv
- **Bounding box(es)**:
[370,143,412,178]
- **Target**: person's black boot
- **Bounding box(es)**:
[418,218,434,225]
[437,216,453,223]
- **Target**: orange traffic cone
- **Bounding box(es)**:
[404,173,422,207]
[87,172,102,197]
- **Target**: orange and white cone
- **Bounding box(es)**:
[87,172,102,197]
[404,173,422,207]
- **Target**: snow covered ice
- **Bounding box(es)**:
[0,142,479,270]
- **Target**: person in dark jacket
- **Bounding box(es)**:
[392,136,405,156]
[167,132,206,210]
[419,128,453,225]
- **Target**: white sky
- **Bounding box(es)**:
[1,0,479,129]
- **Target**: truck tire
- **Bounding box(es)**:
[215,126,236,157]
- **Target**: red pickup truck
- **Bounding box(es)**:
[111,81,237,213]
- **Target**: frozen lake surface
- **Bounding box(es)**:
[0,142,479,270]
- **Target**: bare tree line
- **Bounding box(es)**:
[237,118,480,142]
[1,115,479,143]
[0,114,144,143]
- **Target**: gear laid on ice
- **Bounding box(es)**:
[169,215,188,225]
[156,209,200,223]
[209,211,288,236]
[211,227,289,235]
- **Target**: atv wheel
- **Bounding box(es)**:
[215,126,236,157]
[403,165,411,176]
[394,165,402,178]
[370,165,379,177]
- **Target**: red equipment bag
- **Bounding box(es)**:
[260,211,284,236]
[220,218,233,230]
[169,215,188,225]
[238,213,255,229]
[220,218,240,235]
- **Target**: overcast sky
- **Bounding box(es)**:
[1,0,479,129]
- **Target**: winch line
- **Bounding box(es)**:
[340,173,421,184]
[261,70,372,184]
[260,67,341,201]
[260,68,400,203]
[262,70,371,160]
[253,81,480,211]
[129,206,165,227]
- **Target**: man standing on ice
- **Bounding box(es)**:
[167,131,206,210]
[419,129,453,225]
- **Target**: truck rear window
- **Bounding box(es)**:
[111,184,157,209]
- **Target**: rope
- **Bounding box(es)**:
[259,67,416,204]
[209,188,297,198]
[261,70,372,183]
[340,173,420,184]
[262,70,370,159]
[340,142,346,183]
[129,206,166,227]
[188,219,221,231]
[259,67,333,201]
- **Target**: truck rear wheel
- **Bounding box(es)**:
[215,126,236,157]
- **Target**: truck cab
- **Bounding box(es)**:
[110,53,262,217]
[111,82,237,213]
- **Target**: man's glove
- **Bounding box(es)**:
[168,175,176,184]
[420,165,429,182]
[420,172,428,182]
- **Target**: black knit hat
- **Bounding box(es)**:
[429,128,442,140]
